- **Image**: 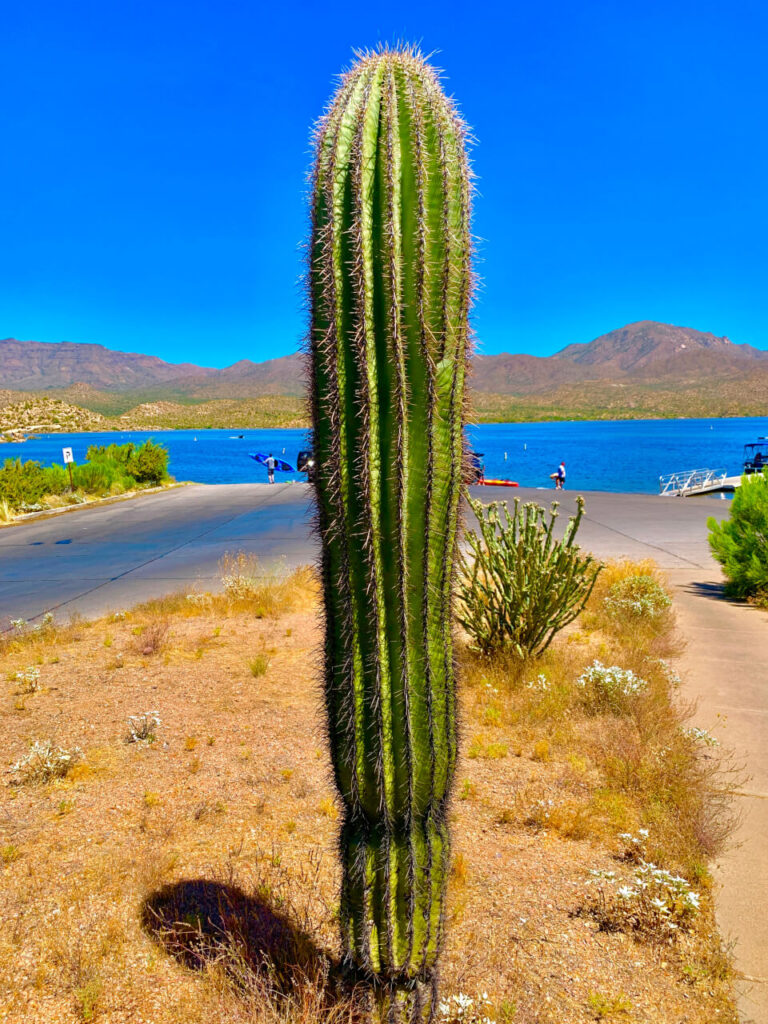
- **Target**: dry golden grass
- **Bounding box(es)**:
[0,561,738,1023]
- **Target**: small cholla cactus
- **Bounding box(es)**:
[309,45,472,1019]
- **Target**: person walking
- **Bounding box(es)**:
[555,460,566,490]
[266,453,276,485]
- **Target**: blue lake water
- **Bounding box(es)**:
[3,417,766,494]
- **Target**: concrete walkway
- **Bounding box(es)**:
[672,572,768,1023]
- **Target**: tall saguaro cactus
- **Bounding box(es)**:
[309,47,472,1017]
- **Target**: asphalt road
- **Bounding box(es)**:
[0,483,316,625]
[0,482,727,626]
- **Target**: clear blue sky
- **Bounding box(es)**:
[3,0,767,367]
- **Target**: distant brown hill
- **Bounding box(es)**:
[555,320,768,378]
[2,321,767,400]
[0,337,217,391]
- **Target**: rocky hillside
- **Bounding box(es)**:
[555,320,768,377]
[0,338,215,391]
[3,323,767,431]
[0,397,108,436]
[4,322,766,401]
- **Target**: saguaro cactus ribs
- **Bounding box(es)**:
[308,46,473,1019]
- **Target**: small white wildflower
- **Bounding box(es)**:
[14,666,41,693]
[126,711,161,744]
[576,660,648,712]
[10,740,82,783]
[684,726,719,747]
[604,575,671,621]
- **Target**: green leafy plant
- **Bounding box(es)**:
[586,990,632,1019]
[0,441,171,512]
[309,45,472,1018]
[0,458,48,509]
[708,470,768,602]
[457,497,601,658]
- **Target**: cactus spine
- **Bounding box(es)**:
[309,47,472,1015]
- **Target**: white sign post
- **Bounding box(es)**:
[62,447,74,492]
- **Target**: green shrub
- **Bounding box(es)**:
[72,460,117,494]
[708,471,768,601]
[457,496,602,658]
[0,441,171,513]
[86,439,170,486]
[0,458,48,509]
[129,441,169,484]
[42,463,70,495]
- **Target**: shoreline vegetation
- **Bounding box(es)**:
[0,555,738,1022]
[2,384,768,438]
[0,440,173,523]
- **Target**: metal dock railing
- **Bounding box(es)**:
[659,468,738,497]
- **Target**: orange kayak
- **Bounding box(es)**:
[478,478,519,487]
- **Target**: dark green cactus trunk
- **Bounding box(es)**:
[309,47,472,1017]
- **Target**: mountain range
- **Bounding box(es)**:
[2,321,767,401]
[2,321,768,431]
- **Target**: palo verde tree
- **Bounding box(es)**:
[308,47,472,1020]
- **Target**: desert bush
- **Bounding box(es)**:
[604,574,671,622]
[218,552,316,617]
[576,660,648,715]
[42,463,69,495]
[9,739,82,784]
[585,859,701,941]
[0,441,171,512]
[249,653,270,677]
[708,470,768,601]
[0,458,48,510]
[133,620,169,656]
[457,496,601,658]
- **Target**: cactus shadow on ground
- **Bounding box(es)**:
[140,879,349,1006]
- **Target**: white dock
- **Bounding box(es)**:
[659,468,741,497]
